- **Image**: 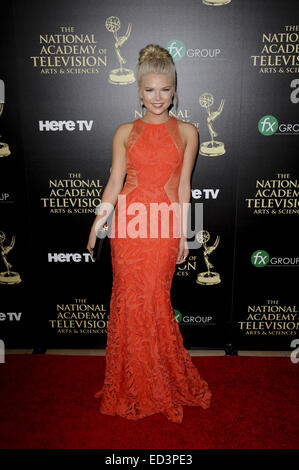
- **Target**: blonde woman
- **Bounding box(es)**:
[87,44,211,423]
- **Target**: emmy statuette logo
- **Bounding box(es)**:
[0,231,21,284]
[105,16,136,85]
[195,230,221,285]
[199,93,225,157]
[202,0,231,5]
[0,80,11,158]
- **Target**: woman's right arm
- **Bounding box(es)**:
[86,123,128,255]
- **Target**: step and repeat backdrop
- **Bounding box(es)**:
[1,0,298,351]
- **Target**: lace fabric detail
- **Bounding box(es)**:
[94,116,212,423]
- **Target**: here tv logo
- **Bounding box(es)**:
[39,120,93,131]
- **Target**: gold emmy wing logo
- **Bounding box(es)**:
[195,230,221,285]
[0,231,21,284]
[202,0,231,5]
[105,16,136,85]
[199,93,225,157]
[0,80,11,158]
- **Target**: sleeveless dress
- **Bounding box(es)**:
[94,116,212,424]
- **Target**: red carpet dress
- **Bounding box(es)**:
[94,116,212,423]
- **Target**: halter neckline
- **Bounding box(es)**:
[139,116,173,125]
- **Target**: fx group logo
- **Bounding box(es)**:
[258,115,299,136]
[251,250,299,267]
[251,250,270,267]
[173,309,215,325]
[174,309,182,322]
[166,40,186,62]
[166,39,221,61]
[258,115,278,136]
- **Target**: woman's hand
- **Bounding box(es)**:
[86,225,97,256]
[176,236,189,264]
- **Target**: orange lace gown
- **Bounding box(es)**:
[94,116,212,423]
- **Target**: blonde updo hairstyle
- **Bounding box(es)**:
[137,44,178,112]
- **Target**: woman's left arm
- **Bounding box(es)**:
[176,123,198,264]
[178,122,199,237]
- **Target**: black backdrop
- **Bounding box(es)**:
[1,0,298,351]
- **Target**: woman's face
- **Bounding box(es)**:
[139,73,174,117]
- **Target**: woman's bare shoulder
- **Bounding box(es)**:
[176,119,198,149]
[114,120,135,135]
[176,119,198,134]
[114,120,135,147]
